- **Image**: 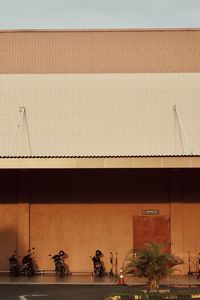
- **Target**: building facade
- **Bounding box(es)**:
[0,29,200,274]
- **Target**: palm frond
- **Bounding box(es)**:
[123,242,183,290]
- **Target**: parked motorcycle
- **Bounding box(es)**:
[22,248,35,277]
[49,250,66,277]
[8,250,20,277]
[92,249,105,277]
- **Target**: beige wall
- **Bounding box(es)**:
[0,29,200,158]
[1,73,200,156]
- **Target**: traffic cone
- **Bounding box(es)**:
[117,268,125,285]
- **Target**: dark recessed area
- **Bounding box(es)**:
[0,168,200,204]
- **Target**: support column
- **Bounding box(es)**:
[171,202,184,274]
[169,169,184,274]
[17,171,31,256]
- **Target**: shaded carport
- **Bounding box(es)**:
[0,156,200,274]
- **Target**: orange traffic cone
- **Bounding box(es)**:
[117,268,125,285]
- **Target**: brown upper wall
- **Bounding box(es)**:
[0,29,200,74]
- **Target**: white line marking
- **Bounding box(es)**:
[19,294,48,300]
[19,296,27,300]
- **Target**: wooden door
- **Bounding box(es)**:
[133,216,171,252]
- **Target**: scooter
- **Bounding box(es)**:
[91,250,105,277]
[22,248,35,277]
[8,250,20,277]
[49,250,66,277]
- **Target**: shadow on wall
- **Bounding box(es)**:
[0,227,20,271]
[0,232,46,273]
[63,252,70,275]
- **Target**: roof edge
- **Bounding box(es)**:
[0,155,199,159]
[0,27,200,33]
[0,155,200,169]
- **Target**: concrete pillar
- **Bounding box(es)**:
[169,169,184,274]
[17,171,31,256]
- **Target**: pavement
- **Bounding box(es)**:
[0,284,140,300]
[0,273,200,286]
[1,274,200,300]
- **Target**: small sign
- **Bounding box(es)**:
[142,209,159,215]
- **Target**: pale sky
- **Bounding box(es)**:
[0,0,199,29]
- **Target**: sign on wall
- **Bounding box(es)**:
[142,209,159,215]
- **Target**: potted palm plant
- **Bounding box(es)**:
[123,241,183,291]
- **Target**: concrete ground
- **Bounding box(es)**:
[0,273,200,286]
[0,274,200,300]
[0,284,136,300]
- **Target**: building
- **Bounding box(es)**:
[0,29,200,274]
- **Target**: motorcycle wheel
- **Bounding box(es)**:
[60,266,66,277]
[55,261,62,275]
[10,268,19,277]
[94,269,100,277]
[94,267,104,277]
[27,268,34,277]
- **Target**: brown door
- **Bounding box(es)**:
[133,216,171,252]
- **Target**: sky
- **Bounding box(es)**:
[0,0,199,29]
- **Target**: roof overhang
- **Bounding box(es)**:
[0,156,200,169]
